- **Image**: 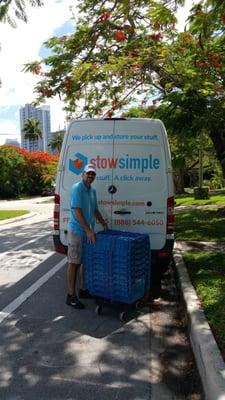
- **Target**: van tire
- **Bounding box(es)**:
[150,262,162,299]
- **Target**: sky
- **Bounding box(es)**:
[0,0,77,145]
[0,0,191,146]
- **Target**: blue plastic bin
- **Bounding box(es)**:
[83,230,150,304]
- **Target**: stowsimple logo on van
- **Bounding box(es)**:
[69,153,88,175]
[69,152,160,175]
[90,154,160,172]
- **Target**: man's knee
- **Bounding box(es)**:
[67,232,83,264]
[68,262,81,271]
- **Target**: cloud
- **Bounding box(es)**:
[176,0,194,31]
[0,0,77,143]
[0,120,20,144]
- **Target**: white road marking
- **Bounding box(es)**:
[0,232,51,259]
[0,257,67,324]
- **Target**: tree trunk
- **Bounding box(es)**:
[209,130,225,180]
[174,168,185,194]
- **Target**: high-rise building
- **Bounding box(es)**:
[20,103,51,152]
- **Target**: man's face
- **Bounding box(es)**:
[83,171,96,187]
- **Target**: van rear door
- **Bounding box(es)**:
[109,119,168,249]
[57,118,171,251]
[58,119,114,246]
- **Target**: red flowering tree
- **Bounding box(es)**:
[0,145,58,198]
[24,0,225,179]
[24,0,179,117]
[25,151,58,195]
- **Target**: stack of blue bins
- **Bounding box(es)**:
[83,230,150,304]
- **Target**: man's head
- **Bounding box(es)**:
[82,164,96,187]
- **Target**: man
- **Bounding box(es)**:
[66,163,108,309]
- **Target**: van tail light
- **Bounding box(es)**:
[54,194,60,230]
[167,196,175,234]
[158,250,170,258]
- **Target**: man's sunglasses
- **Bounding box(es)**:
[86,172,96,177]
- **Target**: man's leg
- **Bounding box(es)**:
[67,262,80,296]
[78,264,93,298]
[66,231,84,309]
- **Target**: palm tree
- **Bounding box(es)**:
[49,131,64,154]
[23,118,42,152]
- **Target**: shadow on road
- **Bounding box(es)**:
[0,263,204,399]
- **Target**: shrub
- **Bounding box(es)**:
[25,151,58,195]
[0,146,27,198]
[0,145,59,198]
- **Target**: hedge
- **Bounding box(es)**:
[0,145,59,198]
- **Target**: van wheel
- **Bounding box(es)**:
[95,305,102,315]
[119,311,126,322]
[135,301,141,310]
[150,265,162,299]
[151,288,161,300]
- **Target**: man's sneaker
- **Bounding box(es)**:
[79,289,94,299]
[66,294,85,309]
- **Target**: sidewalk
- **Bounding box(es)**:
[0,196,53,222]
[175,240,225,252]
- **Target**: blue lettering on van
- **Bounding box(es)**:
[72,135,84,141]
[69,153,160,175]
[69,152,88,175]
[90,154,160,172]
[119,155,160,172]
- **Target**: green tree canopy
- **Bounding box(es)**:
[24,0,225,178]
[49,131,64,153]
[126,104,221,192]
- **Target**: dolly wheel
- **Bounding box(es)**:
[135,301,141,310]
[95,305,102,315]
[119,311,126,322]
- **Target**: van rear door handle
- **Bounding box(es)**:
[114,210,131,215]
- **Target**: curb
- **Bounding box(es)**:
[0,212,36,226]
[173,245,225,400]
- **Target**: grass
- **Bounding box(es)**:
[0,210,29,220]
[182,252,225,359]
[175,209,225,241]
[175,192,225,360]
[175,193,225,207]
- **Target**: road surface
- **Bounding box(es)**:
[0,197,204,399]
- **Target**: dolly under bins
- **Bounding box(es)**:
[83,230,150,320]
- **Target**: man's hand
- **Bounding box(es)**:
[86,228,96,243]
[95,210,108,231]
[102,221,108,231]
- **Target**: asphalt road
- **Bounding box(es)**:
[0,197,204,399]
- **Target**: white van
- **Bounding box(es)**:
[53,118,175,297]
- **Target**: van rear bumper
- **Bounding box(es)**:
[152,238,174,271]
[149,239,174,298]
[53,234,67,255]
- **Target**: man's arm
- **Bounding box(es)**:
[74,208,95,243]
[95,209,108,230]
